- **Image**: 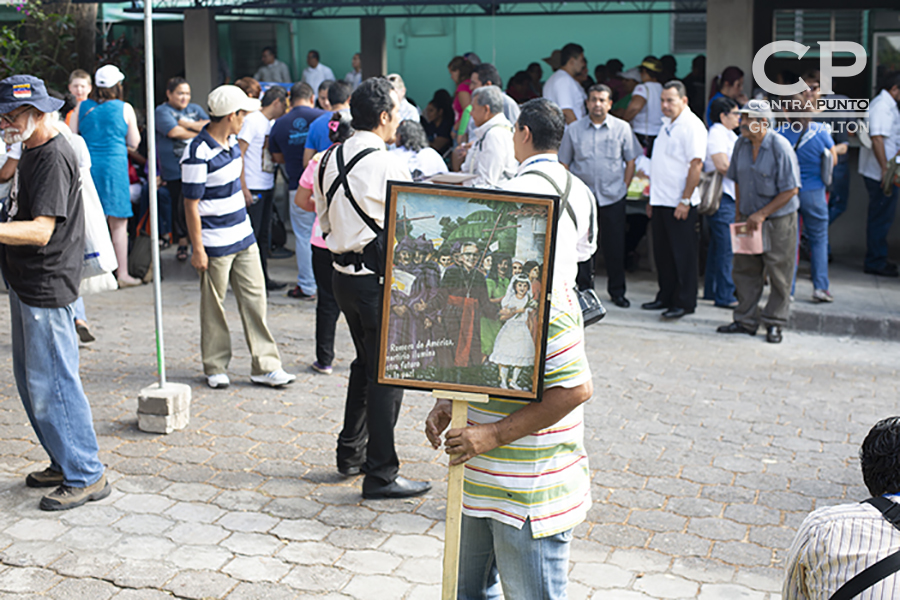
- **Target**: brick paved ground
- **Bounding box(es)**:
[0,256,897,599]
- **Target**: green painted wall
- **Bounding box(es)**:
[289,13,701,107]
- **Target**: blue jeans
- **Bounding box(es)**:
[73,297,86,322]
[703,193,736,306]
[828,161,850,225]
[458,515,572,600]
[863,176,899,271]
[793,187,830,293]
[289,195,317,295]
[9,290,104,488]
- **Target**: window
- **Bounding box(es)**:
[773,10,864,54]
[671,2,707,54]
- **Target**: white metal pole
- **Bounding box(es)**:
[143,0,166,387]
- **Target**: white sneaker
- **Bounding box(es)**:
[207,373,230,389]
[251,369,296,387]
[812,289,834,303]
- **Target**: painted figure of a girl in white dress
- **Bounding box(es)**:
[489,274,536,389]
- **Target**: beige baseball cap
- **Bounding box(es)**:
[207,85,261,117]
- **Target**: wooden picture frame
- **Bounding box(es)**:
[377,182,559,402]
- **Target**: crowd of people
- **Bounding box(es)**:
[0,36,898,599]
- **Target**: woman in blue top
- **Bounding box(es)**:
[705,66,747,126]
[72,64,143,288]
[777,97,836,303]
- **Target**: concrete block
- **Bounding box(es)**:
[138,411,189,435]
[138,383,191,416]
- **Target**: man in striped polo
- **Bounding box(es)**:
[426,98,596,599]
[182,85,295,390]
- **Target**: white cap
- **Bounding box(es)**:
[621,68,642,83]
[95,65,125,89]
[207,85,261,117]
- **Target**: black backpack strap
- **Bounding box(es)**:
[829,498,900,600]
[334,145,381,235]
[523,170,587,239]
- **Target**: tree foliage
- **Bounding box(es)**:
[0,0,77,89]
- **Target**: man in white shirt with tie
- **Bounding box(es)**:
[253,47,291,83]
[302,50,335,98]
[345,53,362,90]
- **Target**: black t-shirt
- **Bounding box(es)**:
[3,134,84,308]
[421,115,452,143]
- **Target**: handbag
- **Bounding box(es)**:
[128,212,154,283]
[820,148,834,188]
[80,166,117,280]
[697,170,724,216]
[577,288,607,326]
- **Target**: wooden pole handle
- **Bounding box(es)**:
[441,399,468,600]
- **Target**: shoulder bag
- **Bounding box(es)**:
[829,497,900,600]
[697,170,724,216]
[522,169,606,327]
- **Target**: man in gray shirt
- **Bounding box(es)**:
[560,84,641,306]
[254,46,291,83]
[717,100,800,344]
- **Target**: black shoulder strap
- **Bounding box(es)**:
[829,498,900,600]
[523,169,594,243]
[329,144,381,235]
[318,145,337,199]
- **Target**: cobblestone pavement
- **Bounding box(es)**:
[0,256,897,599]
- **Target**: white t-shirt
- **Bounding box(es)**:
[238,110,274,190]
[705,123,738,199]
[399,98,420,123]
[650,109,707,207]
[302,63,336,95]
[859,89,900,181]
[542,69,587,120]
[631,81,664,136]
[389,146,448,180]
[345,70,362,90]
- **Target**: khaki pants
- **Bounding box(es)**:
[200,244,281,376]
[732,212,797,330]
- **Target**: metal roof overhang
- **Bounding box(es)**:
[67,0,708,20]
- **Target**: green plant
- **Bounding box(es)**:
[0,0,76,87]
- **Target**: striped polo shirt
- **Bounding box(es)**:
[462,285,592,538]
[181,128,255,257]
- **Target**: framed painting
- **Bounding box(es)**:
[377,182,559,402]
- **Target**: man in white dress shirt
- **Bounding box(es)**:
[302,50,335,97]
[253,47,291,83]
[642,80,707,319]
[453,86,517,188]
[313,78,430,500]
[386,73,420,122]
[784,416,900,600]
[542,43,587,124]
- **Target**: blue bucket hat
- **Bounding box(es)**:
[0,75,64,115]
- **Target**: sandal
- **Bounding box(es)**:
[176,245,188,261]
[159,238,171,250]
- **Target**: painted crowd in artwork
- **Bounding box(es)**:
[382,190,551,394]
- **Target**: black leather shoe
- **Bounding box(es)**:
[362,476,432,500]
[641,300,667,310]
[716,322,756,335]
[864,264,899,277]
[611,296,630,308]
[662,307,693,319]
[266,280,288,291]
[338,465,361,477]
[765,325,783,344]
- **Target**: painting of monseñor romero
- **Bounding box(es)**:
[378,182,558,402]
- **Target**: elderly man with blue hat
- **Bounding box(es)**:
[0,75,110,511]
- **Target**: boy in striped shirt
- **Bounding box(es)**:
[182,85,295,390]
[426,98,596,598]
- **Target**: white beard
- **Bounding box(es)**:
[3,114,37,145]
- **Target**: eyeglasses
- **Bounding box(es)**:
[0,106,32,126]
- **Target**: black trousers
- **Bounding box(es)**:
[166,179,187,243]
[247,188,274,284]
[332,271,403,485]
[312,246,341,366]
[598,199,627,298]
[651,205,698,310]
